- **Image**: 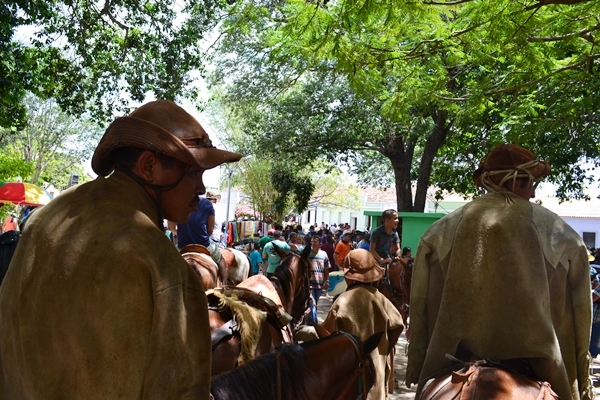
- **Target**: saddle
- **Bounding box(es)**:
[208,275,295,358]
[212,275,293,330]
[418,359,559,400]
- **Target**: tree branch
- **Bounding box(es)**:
[100,0,130,31]
[524,0,593,12]
[434,53,600,101]
[422,0,475,5]
[485,53,600,95]
[527,25,599,43]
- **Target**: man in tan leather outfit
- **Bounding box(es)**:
[323,249,404,399]
[0,100,241,399]
[406,144,593,400]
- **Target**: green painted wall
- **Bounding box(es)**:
[397,212,445,255]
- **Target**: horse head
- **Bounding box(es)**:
[270,244,311,323]
[306,331,383,400]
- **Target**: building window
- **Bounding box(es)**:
[582,232,596,249]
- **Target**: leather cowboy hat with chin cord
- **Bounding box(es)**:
[473,144,550,189]
[91,100,242,176]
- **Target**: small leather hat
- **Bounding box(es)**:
[205,191,221,201]
[473,144,550,189]
[92,100,242,176]
[343,249,384,283]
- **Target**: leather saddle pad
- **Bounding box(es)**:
[420,363,559,400]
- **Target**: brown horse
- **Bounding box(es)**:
[418,360,559,400]
[209,245,311,375]
[211,331,384,400]
[377,256,413,325]
[181,244,218,290]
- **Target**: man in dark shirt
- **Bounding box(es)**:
[369,209,400,265]
[178,196,227,284]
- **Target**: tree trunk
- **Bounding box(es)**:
[382,134,415,212]
[413,110,450,212]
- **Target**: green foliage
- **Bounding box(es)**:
[209,0,600,208]
[229,157,278,221]
[0,94,100,189]
[310,169,362,211]
[271,164,314,222]
[3,0,231,127]
[0,154,34,182]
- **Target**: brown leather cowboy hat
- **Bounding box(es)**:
[91,100,242,176]
[343,249,384,283]
[473,144,550,188]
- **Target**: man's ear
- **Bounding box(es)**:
[133,150,158,182]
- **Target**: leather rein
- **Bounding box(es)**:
[274,331,371,400]
[335,332,371,400]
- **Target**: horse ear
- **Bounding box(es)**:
[273,243,289,258]
[362,331,384,354]
[313,323,331,339]
[301,243,311,258]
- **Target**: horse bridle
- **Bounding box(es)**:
[281,251,312,326]
[273,332,372,400]
[335,332,372,400]
[270,251,311,339]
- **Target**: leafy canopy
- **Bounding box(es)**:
[2,0,231,127]
[210,0,600,205]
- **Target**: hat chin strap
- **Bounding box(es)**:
[479,159,540,197]
[120,166,190,229]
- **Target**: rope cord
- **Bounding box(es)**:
[478,159,542,198]
[120,164,190,229]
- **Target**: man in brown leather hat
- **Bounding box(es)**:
[0,100,241,399]
[406,144,592,400]
[323,249,404,399]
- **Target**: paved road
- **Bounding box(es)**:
[315,293,600,399]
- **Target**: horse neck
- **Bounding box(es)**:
[270,258,304,315]
[302,336,368,400]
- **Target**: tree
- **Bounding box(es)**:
[0,94,100,188]
[224,155,360,224]
[229,157,278,221]
[209,0,600,211]
[0,154,34,183]
[309,170,361,211]
[2,0,231,128]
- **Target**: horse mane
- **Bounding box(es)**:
[269,246,309,302]
[211,343,309,400]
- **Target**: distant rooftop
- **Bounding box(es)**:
[534,197,600,219]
